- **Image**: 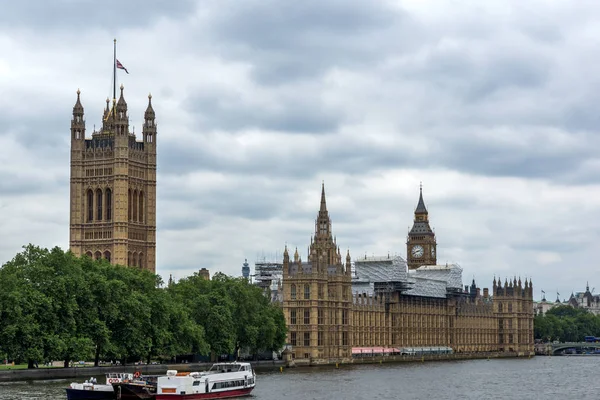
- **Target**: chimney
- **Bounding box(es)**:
[483,288,489,298]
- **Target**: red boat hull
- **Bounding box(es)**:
[155,386,254,400]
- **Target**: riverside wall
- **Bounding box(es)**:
[0,360,284,383]
[0,352,534,382]
[286,351,533,368]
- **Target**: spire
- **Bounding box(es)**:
[415,182,428,214]
[73,88,83,113]
[116,84,127,110]
[145,93,155,119]
[320,181,327,213]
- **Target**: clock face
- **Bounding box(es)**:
[431,247,436,258]
[411,245,424,258]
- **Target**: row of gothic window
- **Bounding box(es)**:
[84,250,144,269]
[86,188,145,223]
[86,250,111,263]
[290,283,347,300]
[87,189,112,222]
[289,331,349,347]
[290,284,310,300]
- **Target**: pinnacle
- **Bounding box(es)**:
[320,181,327,213]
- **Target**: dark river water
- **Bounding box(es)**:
[0,356,598,399]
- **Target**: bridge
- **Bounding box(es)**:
[535,342,600,355]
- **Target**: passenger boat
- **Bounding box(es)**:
[155,362,256,399]
[66,373,133,400]
[115,374,158,400]
[65,377,115,400]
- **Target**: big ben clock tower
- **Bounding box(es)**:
[406,184,437,270]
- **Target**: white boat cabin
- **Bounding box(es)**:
[157,362,255,396]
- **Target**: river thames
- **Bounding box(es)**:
[1,356,599,399]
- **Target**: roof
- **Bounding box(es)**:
[409,221,433,235]
[353,256,408,283]
[352,257,464,299]
[415,187,428,214]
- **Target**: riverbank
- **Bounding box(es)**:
[0,351,533,382]
[286,350,533,368]
[0,360,285,383]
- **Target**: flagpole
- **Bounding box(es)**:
[113,38,117,103]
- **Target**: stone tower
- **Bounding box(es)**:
[69,86,157,272]
[282,183,352,361]
[406,185,437,270]
[493,277,534,354]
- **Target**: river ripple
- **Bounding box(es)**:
[0,356,598,399]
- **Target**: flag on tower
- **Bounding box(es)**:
[116,59,129,74]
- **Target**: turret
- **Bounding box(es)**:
[115,84,129,135]
[283,245,289,276]
[71,89,85,142]
[143,93,157,146]
[346,249,352,276]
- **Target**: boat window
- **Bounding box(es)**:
[193,381,200,386]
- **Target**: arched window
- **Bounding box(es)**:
[104,251,111,263]
[508,303,513,313]
[87,190,94,222]
[291,284,297,300]
[133,191,138,222]
[498,303,503,313]
[139,253,143,269]
[132,252,138,267]
[85,251,93,258]
[128,251,132,266]
[128,189,132,221]
[138,191,144,223]
[304,284,310,299]
[96,189,103,220]
[94,251,102,260]
[105,188,112,221]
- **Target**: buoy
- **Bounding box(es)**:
[380,360,382,364]
[336,362,339,369]
[421,356,424,363]
[280,366,283,373]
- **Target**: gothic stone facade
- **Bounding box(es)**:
[69,86,157,272]
[282,185,535,361]
[282,184,353,360]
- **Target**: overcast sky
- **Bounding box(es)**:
[1,0,598,300]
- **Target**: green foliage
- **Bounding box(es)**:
[169,271,287,358]
[0,245,286,368]
[535,305,600,342]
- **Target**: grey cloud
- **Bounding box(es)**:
[203,0,415,83]
[0,0,196,31]
[185,91,339,133]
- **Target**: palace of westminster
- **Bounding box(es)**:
[68,86,534,362]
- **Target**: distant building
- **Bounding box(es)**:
[533,293,563,315]
[199,268,210,281]
[254,261,283,303]
[535,283,600,316]
[242,259,250,280]
[566,283,600,315]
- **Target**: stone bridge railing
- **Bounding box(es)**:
[535,342,600,355]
